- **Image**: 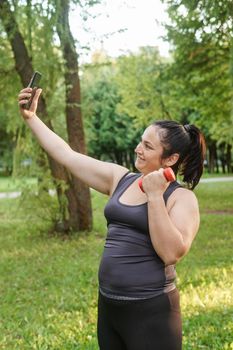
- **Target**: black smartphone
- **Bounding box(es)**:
[23,71,42,109]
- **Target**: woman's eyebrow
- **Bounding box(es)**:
[141,137,154,147]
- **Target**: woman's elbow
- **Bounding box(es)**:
[163,244,187,266]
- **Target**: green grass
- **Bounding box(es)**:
[196,181,233,212]
[0,180,232,349]
[177,182,233,349]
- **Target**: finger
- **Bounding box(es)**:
[32,88,42,102]
[158,168,167,181]
[36,88,42,97]
[30,88,42,110]
[19,99,30,106]
[18,93,31,101]
[158,168,164,175]
[20,88,32,94]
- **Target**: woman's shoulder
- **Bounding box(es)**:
[110,165,130,196]
[172,186,198,201]
[110,168,140,196]
[166,186,199,213]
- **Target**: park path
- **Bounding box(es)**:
[0,189,56,199]
[0,191,21,199]
[0,177,232,199]
[200,177,233,183]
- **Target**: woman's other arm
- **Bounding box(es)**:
[142,169,199,265]
[147,189,199,265]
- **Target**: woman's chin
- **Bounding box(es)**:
[135,160,144,173]
[134,162,145,175]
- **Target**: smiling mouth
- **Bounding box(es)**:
[136,155,145,161]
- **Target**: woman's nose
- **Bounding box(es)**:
[135,142,142,154]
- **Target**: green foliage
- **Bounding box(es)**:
[0,0,104,231]
[115,47,173,126]
[0,181,232,348]
[81,61,142,167]
[0,0,103,176]
[0,0,66,178]
[0,29,21,175]
[162,0,233,145]
[1,0,232,180]
[0,129,14,175]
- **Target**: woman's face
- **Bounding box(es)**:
[135,125,166,175]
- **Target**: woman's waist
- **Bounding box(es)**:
[99,254,175,280]
[100,223,176,298]
[98,255,176,298]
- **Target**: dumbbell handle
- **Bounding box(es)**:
[138,167,176,193]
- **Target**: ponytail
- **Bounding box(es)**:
[181,125,206,189]
[152,120,206,190]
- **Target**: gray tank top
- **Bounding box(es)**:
[98,172,182,299]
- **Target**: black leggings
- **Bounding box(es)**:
[97,288,182,350]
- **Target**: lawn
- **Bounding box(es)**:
[0,179,232,349]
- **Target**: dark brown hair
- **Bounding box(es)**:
[152,120,206,190]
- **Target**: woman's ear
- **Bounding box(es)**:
[163,153,180,167]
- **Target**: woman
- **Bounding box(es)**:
[18,87,206,350]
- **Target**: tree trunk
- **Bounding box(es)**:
[0,0,92,232]
[208,141,217,173]
[226,144,232,173]
[219,143,226,174]
[56,0,92,230]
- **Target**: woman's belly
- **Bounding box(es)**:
[98,224,176,298]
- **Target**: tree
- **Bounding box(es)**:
[81,57,142,169]
[162,0,233,172]
[115,47,173,127]
[56,0,92,230]
[0,0,94,231]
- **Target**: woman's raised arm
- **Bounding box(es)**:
[18,87,128,195]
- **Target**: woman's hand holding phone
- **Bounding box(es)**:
[18,71,42,120]
[18,87,42,120]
